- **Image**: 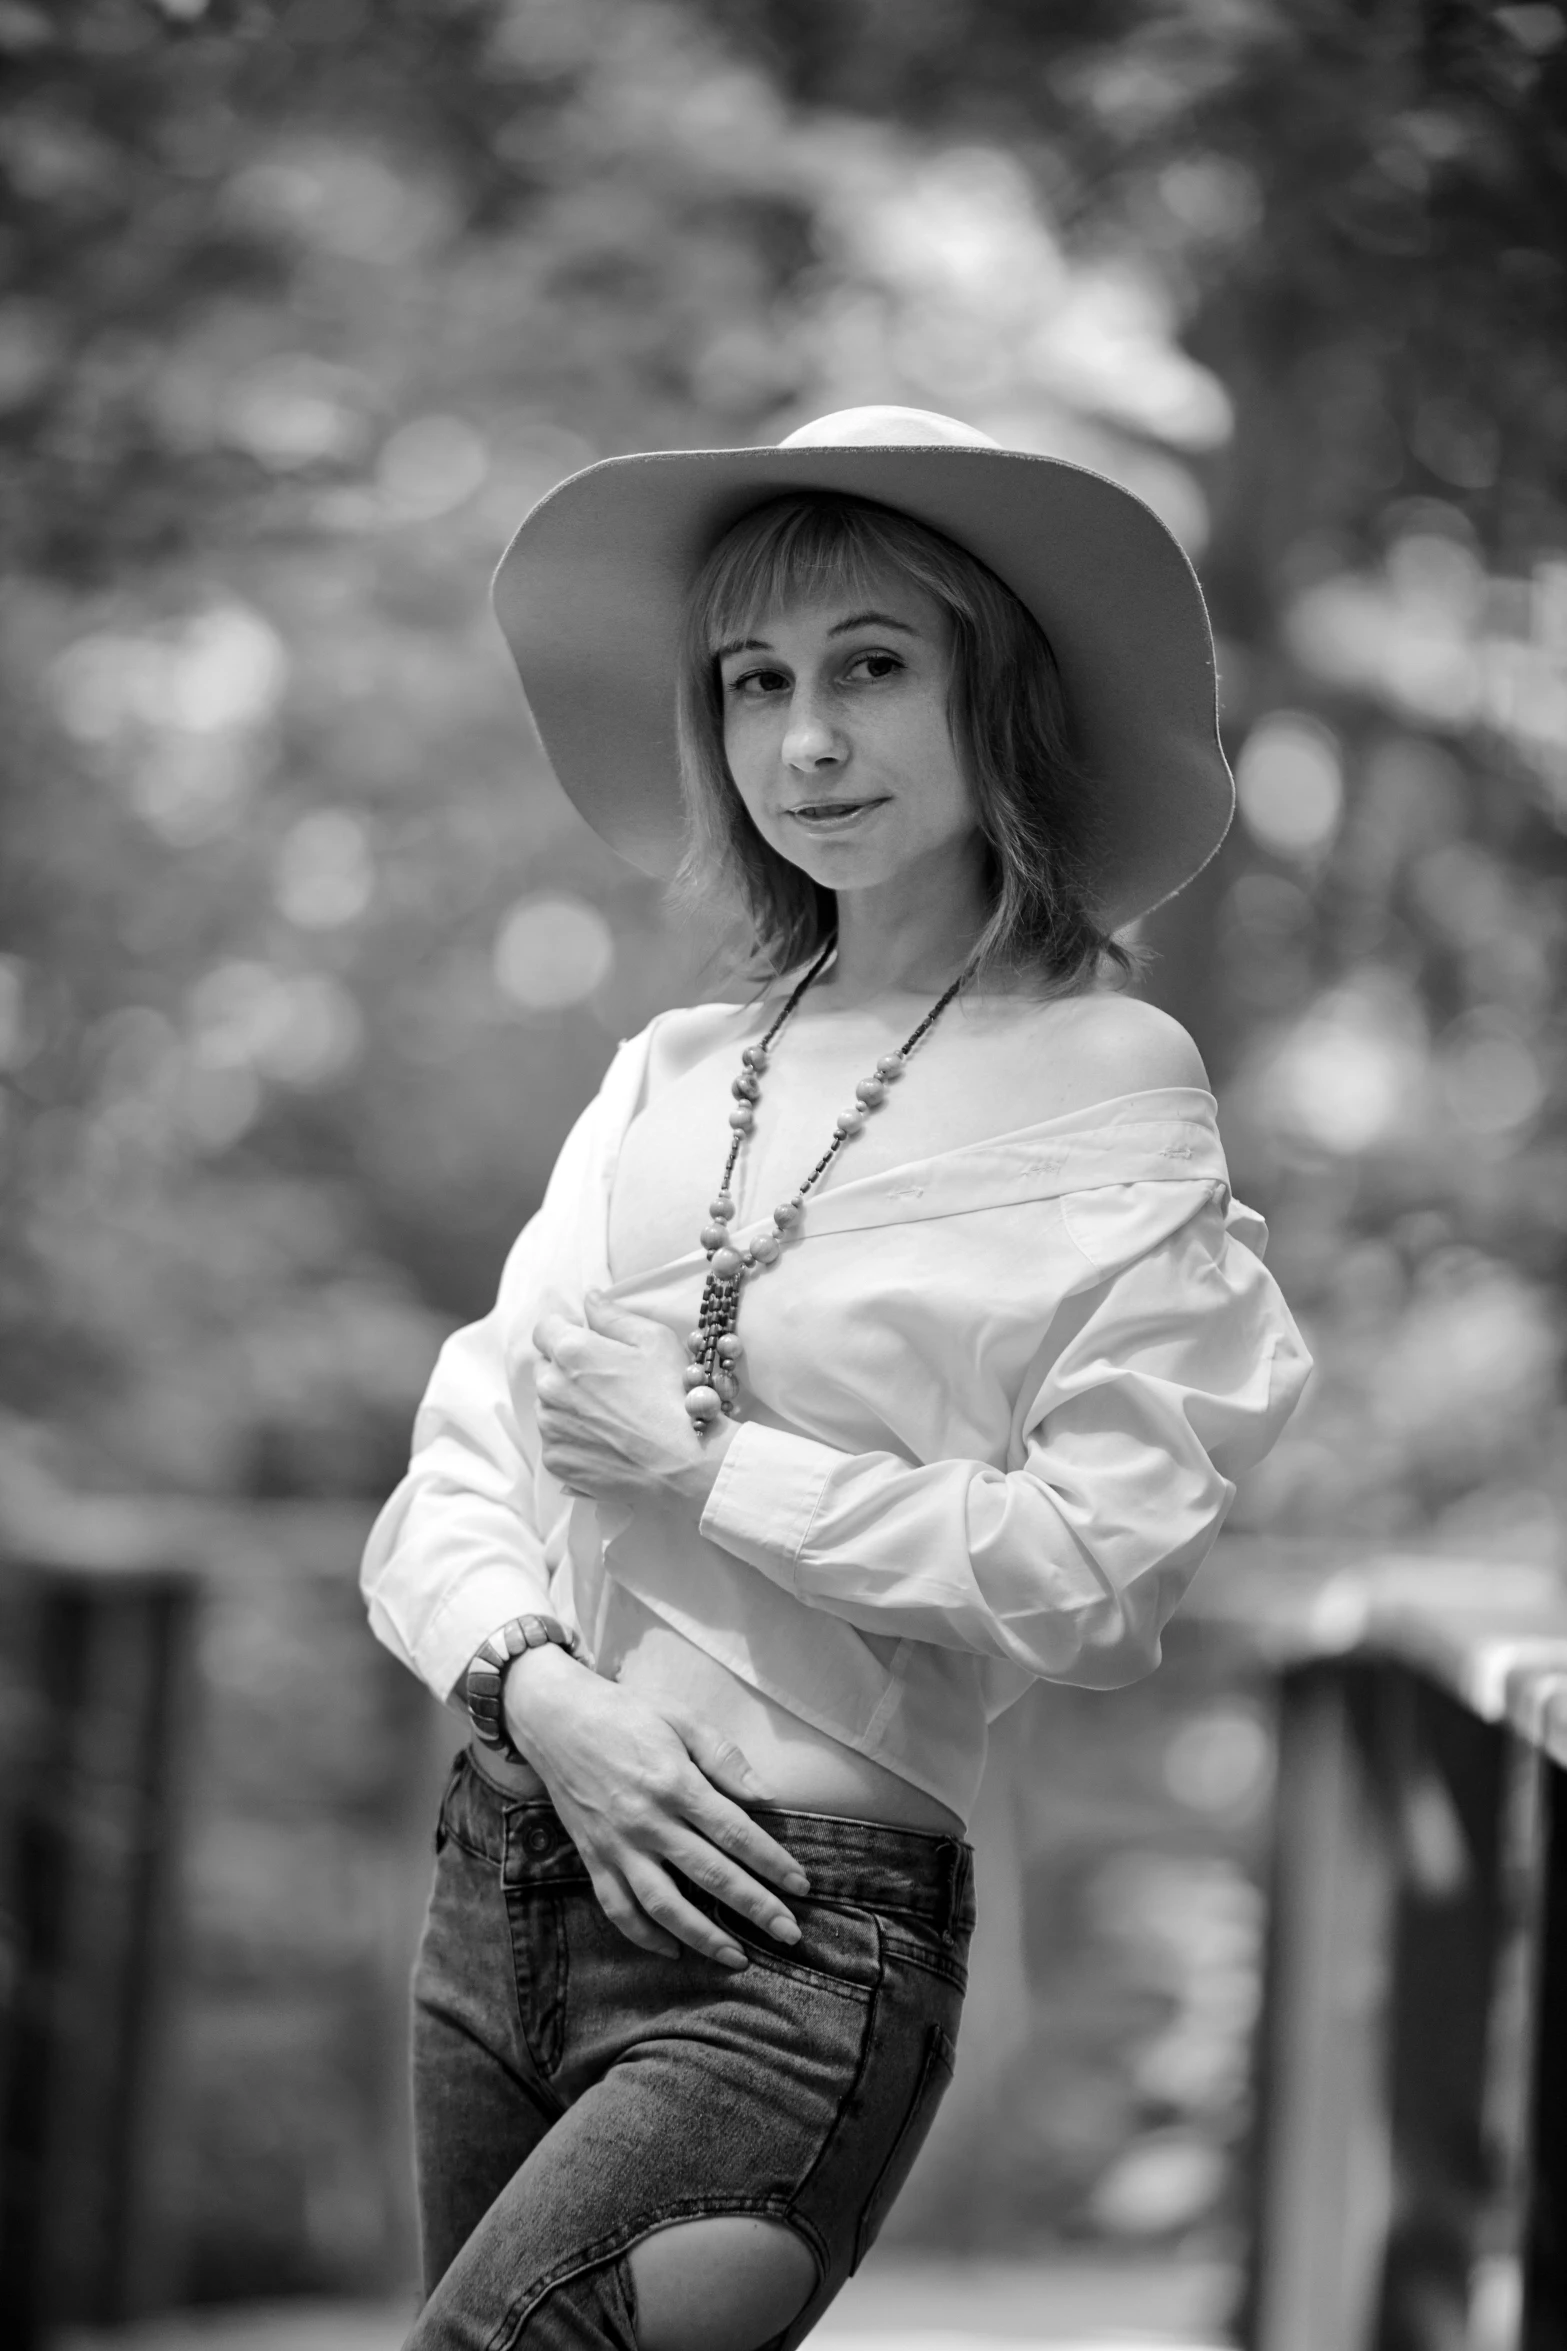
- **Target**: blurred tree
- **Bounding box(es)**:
[0,0,1264,1505]
[2,0,1564,2286]
[0,0,834,1499]
[701,0,1567,1558]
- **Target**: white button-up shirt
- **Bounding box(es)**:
[360,1007,1311,1823]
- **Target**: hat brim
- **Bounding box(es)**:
[491,442,1234,932]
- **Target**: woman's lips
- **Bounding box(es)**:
[786,797,890,830]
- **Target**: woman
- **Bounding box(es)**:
[362,405,1310,2350]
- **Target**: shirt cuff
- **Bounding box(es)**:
[698,1421,841,1584]
[416,1566,566,1709]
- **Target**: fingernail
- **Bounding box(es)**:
[784,1870,810,1895]
[718,1946,748,1972]
[771,1916,801,1944]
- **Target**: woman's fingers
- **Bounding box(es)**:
[531,1312,574,1362]
[620,1854,750,1971]
[659,1822,802,1945]
[590,1836,768,1971]
[675,1761,811,1899]
[591,1863,682,1960]
[676,1714,765,1802]
[580,1291,657,1346]
[578,1780,806,1961]
[523,1675,813,1966]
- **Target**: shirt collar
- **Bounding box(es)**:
[748,1086,1227,1242]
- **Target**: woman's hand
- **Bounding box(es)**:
[502,1642,808,1969]
[531,1292,734,1510]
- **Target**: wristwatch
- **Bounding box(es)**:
[465,1613,583,1757]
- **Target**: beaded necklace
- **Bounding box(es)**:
[683,942,969,1427]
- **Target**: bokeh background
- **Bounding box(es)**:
[1,0,1564,2329]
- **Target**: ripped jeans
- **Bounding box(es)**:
[406,1749,973,2349]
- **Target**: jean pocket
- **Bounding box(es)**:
[877,1912,971,1993]
[724,1895,881,1998]
[852,2021,958,2272]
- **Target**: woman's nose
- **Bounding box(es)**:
[782,695,843,771]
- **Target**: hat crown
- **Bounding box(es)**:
[778,405,999,452]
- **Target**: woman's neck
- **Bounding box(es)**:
[823,837,989,1008]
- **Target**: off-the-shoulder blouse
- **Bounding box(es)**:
[360,1004,1311,1824]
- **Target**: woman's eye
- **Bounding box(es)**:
[726,667,788,698]
[847,652,902,681]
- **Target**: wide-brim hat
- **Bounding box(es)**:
[492,405,1233,932]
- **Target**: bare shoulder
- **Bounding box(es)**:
[997,988,1209,1119]
[641,997,761,1093]
[1047,992,1212,1100]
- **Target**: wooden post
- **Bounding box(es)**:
[1244,1659,1558,2350]
[1522,1742,1567,2345]
[1245,1663,1397,2351]
[0,1544,198,2348]
[1373,1678,1510,2347]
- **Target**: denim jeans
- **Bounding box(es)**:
[407,1748,974,2349]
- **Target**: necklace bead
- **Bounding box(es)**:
[689,944,966,1428]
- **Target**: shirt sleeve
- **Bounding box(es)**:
[698,1187,1312,1689]
[358,1050,625,1705]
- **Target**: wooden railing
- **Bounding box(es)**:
[0,1518,200,2351]
[0,1498,436,2351]
[5,1523,1566,2350]
[1186,1547,1567,2351]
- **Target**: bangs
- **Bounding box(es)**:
[692,497,939,652]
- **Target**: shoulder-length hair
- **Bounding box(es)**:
[673,492,1134,992]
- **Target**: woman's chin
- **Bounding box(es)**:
[786,848,874,883]
[765,831,900,890]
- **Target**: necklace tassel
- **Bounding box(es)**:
[683,943,968,1429]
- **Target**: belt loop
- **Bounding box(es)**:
[933,1837,962,1935]
[435,1748,468,1854]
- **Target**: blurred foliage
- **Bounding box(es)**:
[1,0,1561,1541]
[1,0,1566,2271]
[701,0,1567,1561]
[170,1501,437,2299]
[889,1626,1280,2261]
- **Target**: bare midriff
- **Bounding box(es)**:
[474,1601,965,1839]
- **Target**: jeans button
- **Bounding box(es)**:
[522,1822,554,1858]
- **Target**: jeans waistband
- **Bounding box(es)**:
[441,1750,975,1937]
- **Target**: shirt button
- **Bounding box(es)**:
[522,1822,555,1857]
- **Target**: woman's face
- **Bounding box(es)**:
[716,566,977,895]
